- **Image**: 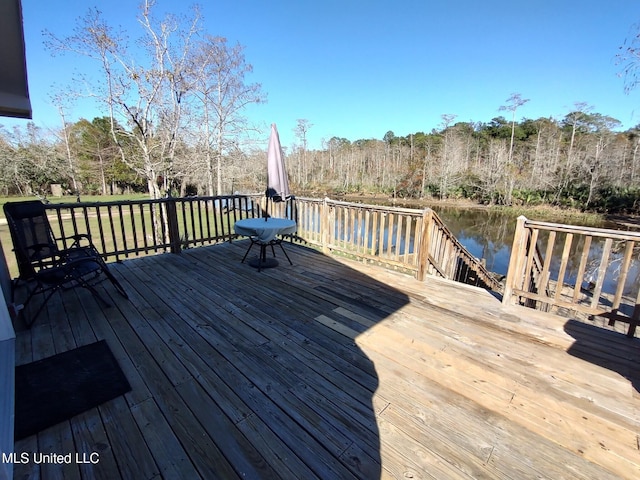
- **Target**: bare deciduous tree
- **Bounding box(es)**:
[617,21,640,94]
[50,91,79,196]
[46,0,201,199]
[188,35,265,196]
[293,119,312,187]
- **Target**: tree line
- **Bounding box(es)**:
[284,107,640,213]
[2,106,639,213]
[0,1,638,214]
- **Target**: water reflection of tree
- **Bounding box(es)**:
[434,207,516,274]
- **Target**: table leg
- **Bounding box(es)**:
[247,241,279,271]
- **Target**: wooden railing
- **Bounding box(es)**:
[44,195,272,261]
[34,195,500,291]
[294,197,502,291]
[503,216,640,337]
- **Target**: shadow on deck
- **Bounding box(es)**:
[11,241,640,479]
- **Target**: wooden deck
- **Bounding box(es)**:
[12,241,640,479]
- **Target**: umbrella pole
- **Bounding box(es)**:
[264,194,268,221]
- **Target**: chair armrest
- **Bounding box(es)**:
[71,233,92,241]
[65,233,97,250]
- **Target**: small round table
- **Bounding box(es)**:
[234,217,297,270]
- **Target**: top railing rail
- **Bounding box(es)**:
[43,194,271,261]
[5,194,501,292]
[294,197,502,291]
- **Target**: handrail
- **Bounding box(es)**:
[43,194,272,261]
[426,206,502,290]
[503,215,640,337]
[27,195,501,292]
[523,219,640,240]
[294,197,502,291]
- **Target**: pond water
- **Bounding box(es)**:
[327,199,640,295]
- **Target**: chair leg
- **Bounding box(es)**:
[24,278,111,329]
[241,239,257,263]
[82,282,111,308]
[279,243,293,265]
[23,288,58,329]
[102,268,129,299]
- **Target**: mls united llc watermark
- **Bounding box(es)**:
[2,452,100,464]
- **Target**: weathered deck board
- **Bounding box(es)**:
[11,240,640,479]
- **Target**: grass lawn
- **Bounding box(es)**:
[0,194,240,279]
[0,194,150,219]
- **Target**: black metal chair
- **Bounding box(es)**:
[3,200,129,327]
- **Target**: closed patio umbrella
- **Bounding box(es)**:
[265,123,290,219]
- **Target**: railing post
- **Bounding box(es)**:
[503,215,528,305]
[416,209,433,281]
[321,197,330,254]
[165,197,182,254]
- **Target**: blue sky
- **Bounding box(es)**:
[4,0,640,150]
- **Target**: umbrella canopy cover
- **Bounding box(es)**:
[266,123,290,202]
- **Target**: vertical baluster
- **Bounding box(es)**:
[356,208,363,253]
[203,199,211,244]
[378,212,385,256]
[95,205,107,256]
[436,227,446,273]
[118,203,128,257]
[611,240,634,313]
[180,200,188,245]
[189,199,197,246]
[55,207,66,249]
[554,233,574,302]
[539,230,556,304]
[387,212,395,258]
[371,211,379,256]
[364,210,371,256]
[197,199,205,244]
[590,238,612,310]
[349,207,354,248]
[344,206,350,248]
[107,204,119,259]
[139,203,149,252]
[299,201,306,239]
[321,199,330,254]
[213,197,222,241]
[403,214,412,264]
[128,203,138,254]
[340,204,344,248]
[522,228,539,301]
[69,205,79,240]
[82,204,91,240]
[394,213,402,262]
[416,209,433,281]
[572,236,592,302]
